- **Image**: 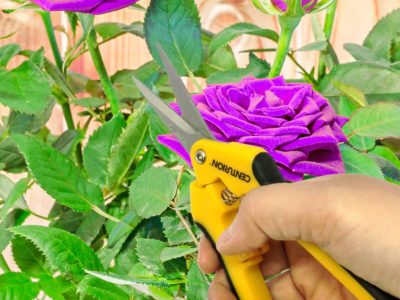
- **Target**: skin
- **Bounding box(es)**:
[197,174,400,299]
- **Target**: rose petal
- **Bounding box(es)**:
[256,126,310,136]
[239,134,300,150]
[215,111,261,132]
[268,149,307,168]
[157,134,191,166]
[243,112,286,127]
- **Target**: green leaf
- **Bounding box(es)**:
[74,211,105,244]
[370,146,400,169]
[186,262,209,300]
[111,61,162,101]
[0,44,20,67]
[347,103,400,139]
[85,270,170,292]
[72,97,106,108]
[95,21,144,42]
[8,105,53,134]
[340,144,384,179]
[369,153,400,183]
[0,60,52,114]
[207,53,271,84]
[0,272,39,300]
[369,146,400,183]
[342,123,375,152]
[78,275,130,300]
[363,8,400,60]
[320,62,400,101]
[52,129,84,156]
[209,23,278,57]
[149,113,180,163]
[14,135,103,211]
[108,105,149,188]
[136,238,167,275]
[108,210,142,247]
[11,235,49,278]
[295,41,328,52]
[39,276,74,300]
[0,177,29,220]
[83,114,125,187]
[337,96,359,118]
[144,0,203,75]
[129,167,177,219]
[0,137,25,173]
[10,225,104,278]
[331,80,367,107]
[130,148,155,182]
[161,215,200,245]
[0,210,28,252]
[195,31,237,78]
[160,246,197,262]
[344,43,390,64]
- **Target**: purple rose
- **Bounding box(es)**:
[31,0,139,14]
[158,77,348,182]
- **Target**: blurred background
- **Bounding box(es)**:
[0,0,399,270]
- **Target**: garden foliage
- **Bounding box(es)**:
[0,0,399,299]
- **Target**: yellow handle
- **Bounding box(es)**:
[191,180,272,300]
[190,139,375,300]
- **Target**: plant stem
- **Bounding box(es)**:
[41,11,83,166]
[91,205,121,223]
[171,167,199,247]
[29,210,54,222]
[41,12,76,131]
[86,29,120,117]
[187,70,203,93]
[287,52,317,86]
[269,16,301,77]
[0,254,11,273]
[41,12,74,130]
[318,0,337,78]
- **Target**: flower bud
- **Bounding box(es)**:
[253,0,336,16]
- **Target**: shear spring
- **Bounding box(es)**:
[221,188,241,206]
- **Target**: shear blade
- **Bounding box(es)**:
[133,77,204,153]
[156,44,215,141]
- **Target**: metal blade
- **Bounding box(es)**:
[157,44,215,141]
[133,77,203,153]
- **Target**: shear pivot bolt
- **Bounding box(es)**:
[195,150,206,164]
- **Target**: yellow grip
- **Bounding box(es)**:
[190,139,375,300]
[191,180,271,300]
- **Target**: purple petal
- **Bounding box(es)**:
[243,112,286,127]
[280,125,338,152]
[256,126,310,136]
[215,111,261,132]
[239,134,300,150]
[31,0,138,14]
[268,149,307,168]
[157,134,191,166]
[278,165,304,182]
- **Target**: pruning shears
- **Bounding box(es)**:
[133,46,396,300]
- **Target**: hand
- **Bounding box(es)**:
[197,174,400,299]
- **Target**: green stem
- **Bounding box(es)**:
[0,254,11,273]
[269,16,301,77]
[41,12,76,130]
[86,29,120,117]
[91,205,121,223]
[318,0,337,78]
[187,70,203,93]
[287,52,317,86]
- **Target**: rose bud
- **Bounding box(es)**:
[252,0,336,15]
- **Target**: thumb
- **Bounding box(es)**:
[216,179,334,255]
